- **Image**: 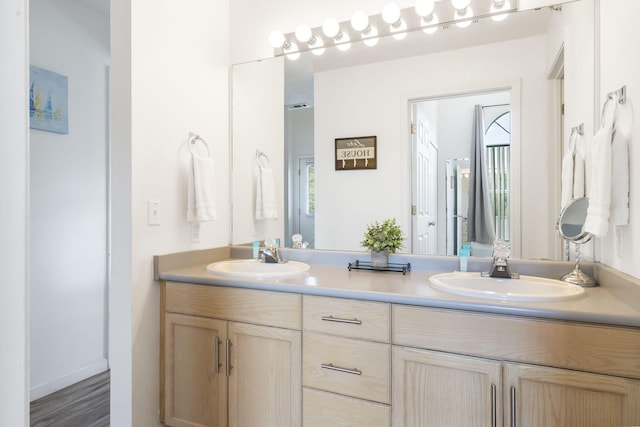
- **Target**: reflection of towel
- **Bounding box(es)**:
[255,166,278,220]
[561,132,586,208]
[187,154,217,222]
[610,129,629,226]
[584,125,612,237]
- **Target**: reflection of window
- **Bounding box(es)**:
[485,111,510,241]
[305,164,315,215]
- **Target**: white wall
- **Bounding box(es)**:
[29,0,110,400]
[232,59,285,245]
[110,0,231,425]
[314,36,550,258]
[0,0,29,424]
[598,0,640,279]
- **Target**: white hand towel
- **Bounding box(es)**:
[255,165,278,220]
[584,125,612,237]
[573,136,586,198]
[560,148,574,209]
[187,154,217,222]
[610,129,629,226]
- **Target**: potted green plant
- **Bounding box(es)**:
[361,218,405,268]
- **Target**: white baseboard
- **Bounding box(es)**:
[30,358,109,401]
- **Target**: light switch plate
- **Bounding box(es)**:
[147,200,160,226]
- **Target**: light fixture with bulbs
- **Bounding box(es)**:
[270,0,519,59]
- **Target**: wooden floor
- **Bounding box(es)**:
[30,370,110,427]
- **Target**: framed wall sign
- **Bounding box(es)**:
[29,65,69,134]
[335,136,377,170]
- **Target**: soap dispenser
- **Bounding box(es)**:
[459,244,471,272]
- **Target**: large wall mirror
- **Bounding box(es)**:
[232,0,595,260]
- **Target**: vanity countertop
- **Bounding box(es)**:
[157,249,640,328]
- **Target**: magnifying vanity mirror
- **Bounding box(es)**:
[556,197,597,287]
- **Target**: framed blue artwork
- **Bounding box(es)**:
[29,65,69,134]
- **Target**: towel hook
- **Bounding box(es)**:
[189,132,210,156]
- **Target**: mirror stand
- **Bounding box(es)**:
[561,242,597,287]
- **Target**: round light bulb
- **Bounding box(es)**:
[391,20,407,39]
[455,6,473,28]
[310,38,325,56]
[451,0,471,11]
[415,0,435,17]
[363,26,379,46]
[295,24,312,43]
[268,30,286,48]
[382,3,401,24]
[336,33,351,51]
[351,11,369,32]
[421,14,439,34]
[284,41,300,61]
[322,18,340,38]
[490,0,511,21]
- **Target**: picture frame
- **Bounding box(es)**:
[335,136,377,170]
[29,65,69,134]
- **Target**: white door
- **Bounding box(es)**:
[411,102,438,255]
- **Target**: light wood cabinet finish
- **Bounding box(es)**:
[392,346,502,427]
[163,313,228,427]
[303,295,390,342]
[505,363,640,427]
[161,282,302,427]
[228,322,302,427]
[165,281,301,330]
[303,387,390,427]
[303,332,391,404]
[393,305,640,379]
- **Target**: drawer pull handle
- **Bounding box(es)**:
[226,339,232,377]
[321,363,362,376]
[321,315,362,325]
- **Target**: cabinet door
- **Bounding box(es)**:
[392,347,502,427]
[163,313,227,427]
[228,322,302,427]
[505,363,640,427]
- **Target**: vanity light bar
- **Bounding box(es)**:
[271,0,518,57]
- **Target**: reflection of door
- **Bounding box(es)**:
[411,104,438,255]
[297,157,315,248]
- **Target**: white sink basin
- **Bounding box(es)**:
[429,272,586,302]
[206,259,310,278]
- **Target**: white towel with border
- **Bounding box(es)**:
[187,154,217,222]
[255,165,278,220]
[610,128,629,226]
[584,125,612,237]
[561,132,586,208]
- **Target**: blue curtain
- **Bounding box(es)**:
[467,105,496,244]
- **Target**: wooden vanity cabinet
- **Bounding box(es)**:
[301,295,392,427]
[393,305,640,427]
[160,282,302,427]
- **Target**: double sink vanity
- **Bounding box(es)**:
[156,246,640,427]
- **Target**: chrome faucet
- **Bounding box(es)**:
[483,240,519,279]
[261,239,283,263]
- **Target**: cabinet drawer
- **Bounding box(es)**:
[303,295,390,342]
[163,281,301,329]
[303,332,390,404]
[303,387,390,427]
